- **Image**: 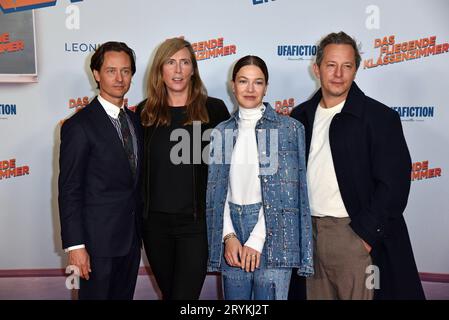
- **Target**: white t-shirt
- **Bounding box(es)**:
[307,100,349,218]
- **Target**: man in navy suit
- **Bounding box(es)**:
[58,41,143,300]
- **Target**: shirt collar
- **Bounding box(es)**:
[97,94,124,119]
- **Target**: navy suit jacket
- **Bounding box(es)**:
[58,97,143,257]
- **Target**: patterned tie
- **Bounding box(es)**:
[118,108,136,179]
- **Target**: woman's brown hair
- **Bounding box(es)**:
[141,38,209,126]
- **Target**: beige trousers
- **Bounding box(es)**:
[307,216,374,300]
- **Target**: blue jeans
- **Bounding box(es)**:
[221,202,292,300]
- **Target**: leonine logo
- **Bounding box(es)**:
[364,35,449,69]
[65,42,99,53]
[411,160,442,182]
[0,0,83,13]
[0,32,24,54]
[391,106,435,122]
[0,159,30,180]
[191,37,237,62]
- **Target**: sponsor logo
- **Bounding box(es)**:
[277,45,317,61]
[62,97,135,126]
[191,37,237,61]
[364,35,449,69]
[0,158,30,181]
[64,42,100,53]
[274,98,295,115]
[67,97,133,112]
[411,160,442,181]
[68,96,89,111]
[0,32,24,54]
[0,0,83,14]
[0,103,17,119]
[252,0,276,5]
[391,106,435,122]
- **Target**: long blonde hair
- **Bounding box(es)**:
[141,38,209,126]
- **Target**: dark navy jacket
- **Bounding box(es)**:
[58,97,143,257]
[291,82,424,299]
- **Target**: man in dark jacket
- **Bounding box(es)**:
[289,31,424,299]
[58,42,143,299]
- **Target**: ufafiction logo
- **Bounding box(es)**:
[191,37,237,61]
[0,158,30,180]
[0,32,24,54]
[364,35,449,69]
[391,106,435,122]
[0,103,17,119]
[411,160,442,182]
[252,0,276,5]
[0,0,83,13]
[277,45,317,61]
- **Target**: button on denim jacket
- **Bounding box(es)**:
[206,103,313,276]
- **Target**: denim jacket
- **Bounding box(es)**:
[206,103,313,276]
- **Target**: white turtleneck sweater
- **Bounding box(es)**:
[222,104,266,253]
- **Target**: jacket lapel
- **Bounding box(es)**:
[127,107,143,186]
[87,97,134,181]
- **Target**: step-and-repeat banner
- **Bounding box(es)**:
[0,0,448,275]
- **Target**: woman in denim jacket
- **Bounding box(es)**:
[206,56,313,300]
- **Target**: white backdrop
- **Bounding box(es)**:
[0,0,448,275]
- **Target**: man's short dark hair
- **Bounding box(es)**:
[316,31,361,69]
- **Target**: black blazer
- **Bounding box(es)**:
[58,97,143,257]
[291,82,425,299]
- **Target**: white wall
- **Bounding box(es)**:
[0,0,448,274]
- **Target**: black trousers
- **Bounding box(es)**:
[142,212,208,300]
[288,270,307,300]
[79,231,141,300]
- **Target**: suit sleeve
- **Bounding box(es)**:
[58,118,89,249]
[349,110,412,247]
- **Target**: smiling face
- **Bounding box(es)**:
[93,50,132,107]
[313,43,357,107]
[232,65,268,109]
[162,47,194,100]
